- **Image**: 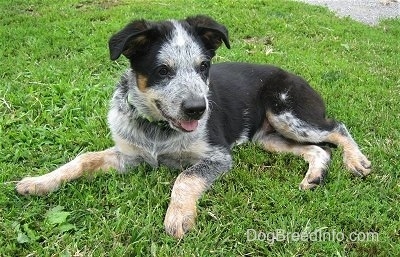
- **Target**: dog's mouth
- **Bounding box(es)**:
[155,101,199,132]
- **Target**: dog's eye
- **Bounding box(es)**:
[199,62,209,72]
[157,66,170,77]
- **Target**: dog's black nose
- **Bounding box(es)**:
[181,97,206,120]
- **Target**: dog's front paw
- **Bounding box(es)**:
[164,202,197,239]
[344,151,371,176]
[16,176,59,196]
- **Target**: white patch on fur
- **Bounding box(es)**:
[158,21,205,68]
[235,129,249,146]
[172,24,187,47]
[280,92,288,101]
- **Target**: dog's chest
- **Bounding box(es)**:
[142,136,210,168]
[113,130,210,168]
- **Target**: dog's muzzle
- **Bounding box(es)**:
[174,96,206,132]
[155,96,207,132]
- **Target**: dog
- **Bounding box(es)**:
[16,15,371,239]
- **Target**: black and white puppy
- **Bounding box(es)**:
[17,15,371,238]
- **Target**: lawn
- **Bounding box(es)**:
[1,0,399,256]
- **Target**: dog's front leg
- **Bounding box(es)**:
[16,147,137,196]
[164,149,232,239]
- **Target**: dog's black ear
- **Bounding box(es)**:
[186,15,231,53]
[108,19,157,60]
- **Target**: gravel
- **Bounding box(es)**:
[298,0,400,25]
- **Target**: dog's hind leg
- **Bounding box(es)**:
[266,111,371,178]
[256,132,331,190]
[16,147,130,196]
[324,122,371,176]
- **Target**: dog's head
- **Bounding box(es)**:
[109,15,230,132]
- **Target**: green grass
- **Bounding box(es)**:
[1,0,399,256]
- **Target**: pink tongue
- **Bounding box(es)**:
[179,120,199,132]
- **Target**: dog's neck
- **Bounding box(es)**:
[126,93,170,129]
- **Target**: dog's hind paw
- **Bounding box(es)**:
[299,170,326,190]
[299,177,320,190]
[16,176,59,196]
[164,202,196,239]
[344,151,371,177]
